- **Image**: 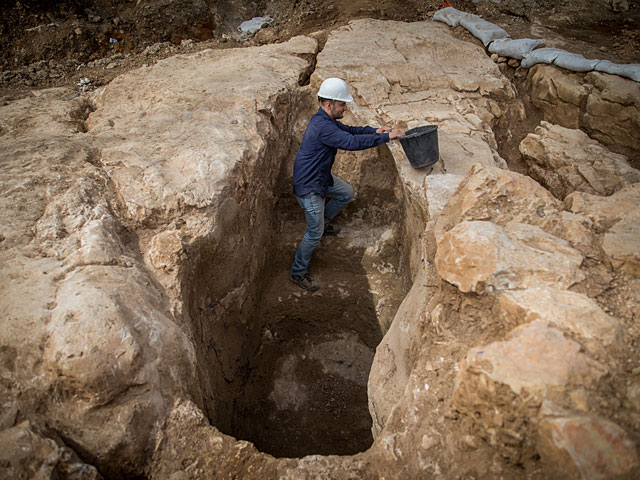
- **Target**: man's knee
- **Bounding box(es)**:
[304,221,324,242]
[337,183,354,203]
[345,184,354,202]
[304,230,323,244]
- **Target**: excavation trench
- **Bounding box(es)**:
[185,101,411,458]
[176,66,543,460]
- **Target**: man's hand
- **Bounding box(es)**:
[389,129,406,140]
[377,126,405,139]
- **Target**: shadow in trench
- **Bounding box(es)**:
[188,126,410,458]
[227,190,384,458]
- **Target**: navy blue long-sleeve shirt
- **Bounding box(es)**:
[292,108,390,197]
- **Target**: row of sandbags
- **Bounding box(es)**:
[433,7,640,82]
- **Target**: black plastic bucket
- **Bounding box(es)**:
[398,125,439,168]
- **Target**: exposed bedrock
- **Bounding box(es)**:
[526,64,640,166]
[1,18,639,480]
[520,121,640,199]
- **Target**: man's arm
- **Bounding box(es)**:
[337,122,406,139]
[336,122,378,135]
[321,122,389,151]
[320,123,406,150]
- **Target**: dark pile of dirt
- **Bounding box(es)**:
[2,0,638,102]
[1,0,216,68]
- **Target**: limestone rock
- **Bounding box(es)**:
[527,64,640,154]
[316,20,513,110]
[527,64,589,129]
[538,416,638,479]
[431,163,601,259]
[565,183,640,230]
[602,221,640,275]
[520,121,640,199]
[424,173,465,221]
[0,90,92,251]
[455,322,606,397]
[368,267,436,436]
[452,323,607,448]
[1,89,201,477]
[43,265,199,477]
[499,286,623,350]
[0,422,102,480]
[435,221,584,293]
[87,36,318,226]
[565,183,640,272]
[434,163,563,242]
[583,71,640,152]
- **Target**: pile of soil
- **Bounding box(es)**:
[2,0,638,102]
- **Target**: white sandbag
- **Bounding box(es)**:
[520,48,564,68]
[594,60,640,82]
[553,51,599,72]
[238,16,273,37]
[488,38,545,60]
[433,7,470,27]
[459,14,509,46]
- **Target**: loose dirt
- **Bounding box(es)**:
[2,0,639,103]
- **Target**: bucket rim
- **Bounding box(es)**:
[402,125,438,140]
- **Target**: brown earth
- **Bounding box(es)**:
[2,0,639,104]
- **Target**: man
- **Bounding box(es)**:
[290,77,405,291]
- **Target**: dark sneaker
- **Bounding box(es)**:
[290,273,319,291]
[323,224,341,236]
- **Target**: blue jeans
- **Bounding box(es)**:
[291,175,354,276]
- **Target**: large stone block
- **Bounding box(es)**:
[435,221,584,293]
[565,184,640,274]
[565,183,640,230]
[87,36,318,226]
[452,323,607,452]
[499,286,622,350]
[520,121,640,199]
[526,64,640,154]
[434,163,562,242]
[583,71,640,152]
[454,322,606,399]
[527,64,588,129]
[602,221,640,276]
[43,265,198,476]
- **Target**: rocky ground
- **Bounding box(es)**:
[1,1,640,479]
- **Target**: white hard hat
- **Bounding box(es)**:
[317,77,353,102]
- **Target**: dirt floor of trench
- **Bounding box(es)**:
[219,145,410,458]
